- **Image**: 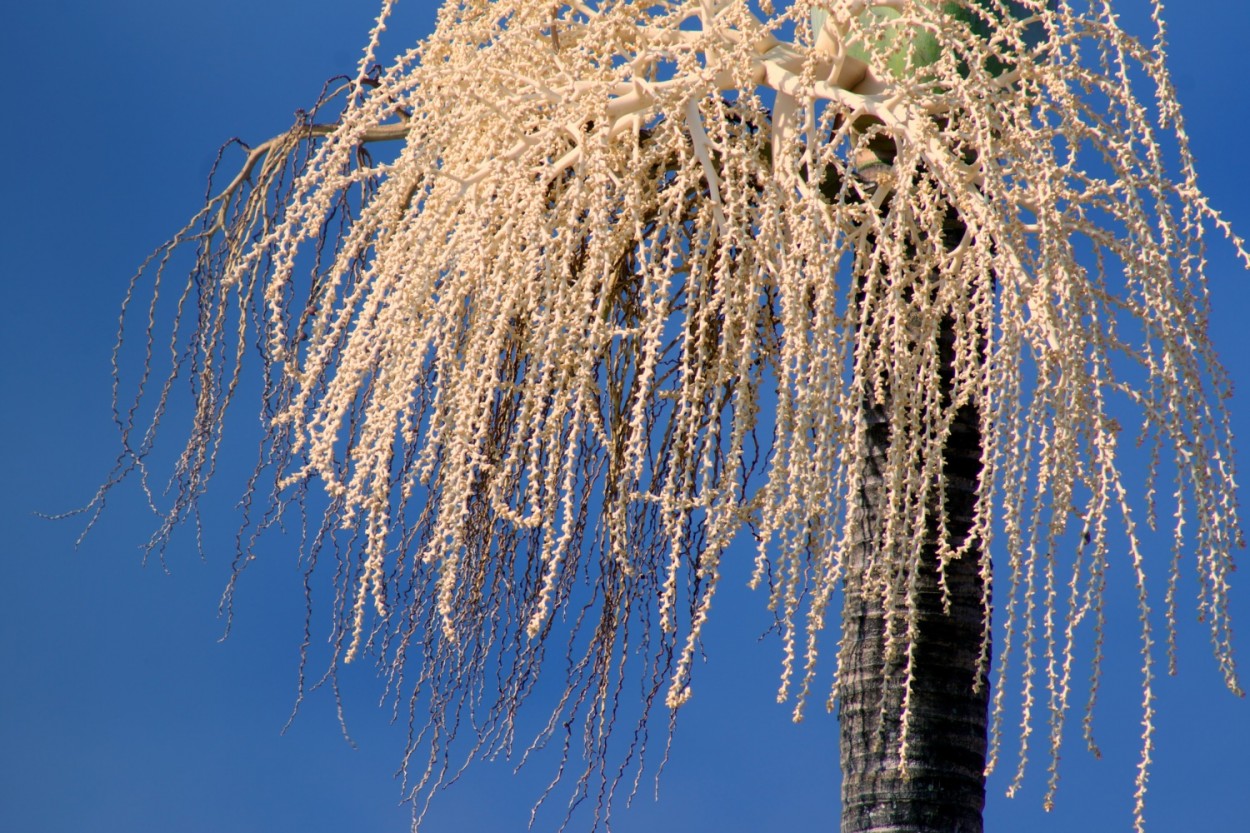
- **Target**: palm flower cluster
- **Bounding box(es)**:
[96,0,1242,827]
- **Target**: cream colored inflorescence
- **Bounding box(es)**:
[110,1,1243,828]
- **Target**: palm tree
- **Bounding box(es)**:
[89,2,1243,831]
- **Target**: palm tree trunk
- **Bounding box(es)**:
[839,259,990,830]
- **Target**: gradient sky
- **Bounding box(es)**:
[2,2,1247,831]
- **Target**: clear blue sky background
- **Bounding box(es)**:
[2,2,1247,831]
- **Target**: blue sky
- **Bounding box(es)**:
[2,2,1247,831]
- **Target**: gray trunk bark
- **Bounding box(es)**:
[839,277,990,831]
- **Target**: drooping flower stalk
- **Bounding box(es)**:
[92,1,1243,829]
